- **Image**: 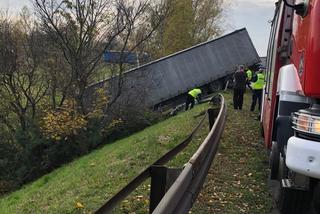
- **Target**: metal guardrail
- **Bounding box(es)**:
[153,95,227,214]
[95,94,227,214]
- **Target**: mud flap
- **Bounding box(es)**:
[278,179,312,214]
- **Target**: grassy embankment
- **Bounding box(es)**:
[192,92,272,213]
[0,91,272,213]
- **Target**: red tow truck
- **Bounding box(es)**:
[262,0,320,213]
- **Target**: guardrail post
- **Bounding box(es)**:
[149,166,181,213]
[208,108,219,129]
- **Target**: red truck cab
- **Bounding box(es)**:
[292,0,320,97]
[262,0,320,213]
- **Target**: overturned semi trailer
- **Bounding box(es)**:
[86,28,260,109]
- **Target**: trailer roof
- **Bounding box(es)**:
[92,28,259,86]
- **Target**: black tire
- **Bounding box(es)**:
[269,141,280,180]
[224,76,234,89]
[210,80,223,91]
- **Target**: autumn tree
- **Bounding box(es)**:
[0,11,51,188]
[147,0,226,57]
[0,0,170,192]
[162,0,194,55]
[33,0,168,113]
[192,0,225,43]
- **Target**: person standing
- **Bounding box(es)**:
[233,65,247,110]
[185,88,202,110]
[250,68,265,112]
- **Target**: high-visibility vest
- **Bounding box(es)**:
[188,88,202,98]
[252,73,265,90]
[246,70,253,81]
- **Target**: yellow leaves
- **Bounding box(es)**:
[136,195,144,200]
[107,118,123,129]
[40,99,88,141]
[75,202,84,208]
[87,88,109,120]
[40,88,110,141]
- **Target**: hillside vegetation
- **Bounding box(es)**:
[0,92,272,213]
[0,98,210,213]
[0,0,227,192]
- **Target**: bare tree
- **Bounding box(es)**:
[33,0,168,113]
[41,39,72,109]
[0,11,48,131]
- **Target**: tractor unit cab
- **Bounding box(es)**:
[262,0,320,213]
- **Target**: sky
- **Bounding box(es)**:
[228,0,276,56]
[0,0,276,56]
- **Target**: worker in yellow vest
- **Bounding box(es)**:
[245,68,253,90]
[246,68,253,81]
[185,88,202,110]
[250,68,265,112]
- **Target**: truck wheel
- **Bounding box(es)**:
[269,141,279,180]
[210,80,223,91]
[278,186,312,214]
[224,76,234,89]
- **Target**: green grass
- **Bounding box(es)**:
[0,100,210,214]
[0,91,273,213]
[192,91,272,213]
[91,64,136,83]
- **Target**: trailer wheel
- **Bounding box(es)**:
[224,76,234,89]
[210,80,223,91]
[269,141,279,180]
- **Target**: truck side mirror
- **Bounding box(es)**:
[294,1,309,17]
[284,0,309,18]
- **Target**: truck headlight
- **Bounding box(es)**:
[292,112,320,135]
[313,120,320,134]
